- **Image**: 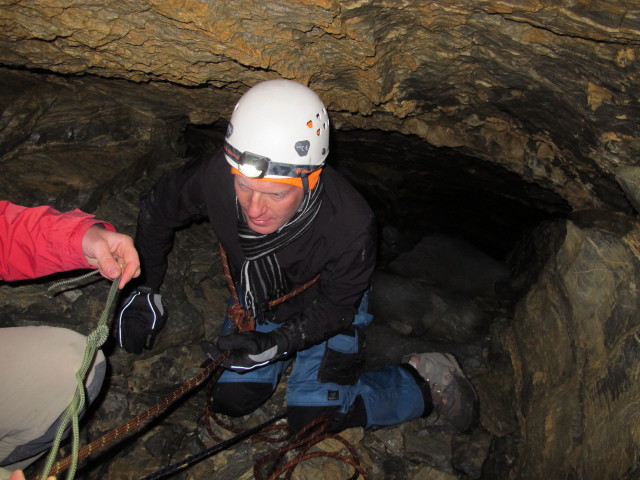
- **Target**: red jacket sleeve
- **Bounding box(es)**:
[0,201,115,281]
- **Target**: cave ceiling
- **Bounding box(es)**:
[0,0,639,217]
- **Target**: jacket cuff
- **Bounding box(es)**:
[49,210,115,269]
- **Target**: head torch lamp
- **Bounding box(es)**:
[237,151,270,178]
[225,140,320,179]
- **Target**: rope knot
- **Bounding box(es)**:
[227,303,255,332]
[88,324,109,346]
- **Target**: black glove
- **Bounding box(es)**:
[117,286,167,354]
[215,330,290,372]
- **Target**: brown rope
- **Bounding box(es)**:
[203,361,290,445]
[203,404,290,444]
[29,352,229,480]
[253,417,369,480]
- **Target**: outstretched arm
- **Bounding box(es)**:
[0,201,139,288]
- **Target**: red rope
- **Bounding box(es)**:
[253,418,369,480]
[204,404,290,444]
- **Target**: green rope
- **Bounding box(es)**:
[46,270,103,295]
[39,270,121,480]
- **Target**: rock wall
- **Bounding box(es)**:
[0,68,229,212]
[506,211,640,479]
[2,1,640,479]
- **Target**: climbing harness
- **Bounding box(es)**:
[218,244,320,333]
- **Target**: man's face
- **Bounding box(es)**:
[234,175,305,234]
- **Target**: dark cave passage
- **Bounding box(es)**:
[184,123,571,263]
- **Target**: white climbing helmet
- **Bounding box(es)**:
[224,79,330,179]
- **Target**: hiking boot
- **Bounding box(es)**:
[403,352,477,432]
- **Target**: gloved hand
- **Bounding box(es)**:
[117,286,167,354]
[215,330,290,372]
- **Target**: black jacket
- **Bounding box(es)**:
[135,148,376,350]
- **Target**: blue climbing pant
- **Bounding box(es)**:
[211,292,429,432]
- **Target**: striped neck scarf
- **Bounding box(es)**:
[237,179,324,319]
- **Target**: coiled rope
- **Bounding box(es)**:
[254,417,369,480]
[203,405,368,480]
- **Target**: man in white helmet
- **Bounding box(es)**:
[118,79,477,433]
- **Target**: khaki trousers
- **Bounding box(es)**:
[0,326,105,478]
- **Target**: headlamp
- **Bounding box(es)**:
[224,140,323,179]
[238,151,270,178]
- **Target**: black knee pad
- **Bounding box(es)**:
[209,381,275,417]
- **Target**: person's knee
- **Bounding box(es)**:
[0,327,107,473]
[47,328,106,404]
[209,382,274,417]
[86,350,106,403]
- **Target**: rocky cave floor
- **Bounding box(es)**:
[2,157,519,480]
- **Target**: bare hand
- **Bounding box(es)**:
[81,225,141,289]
